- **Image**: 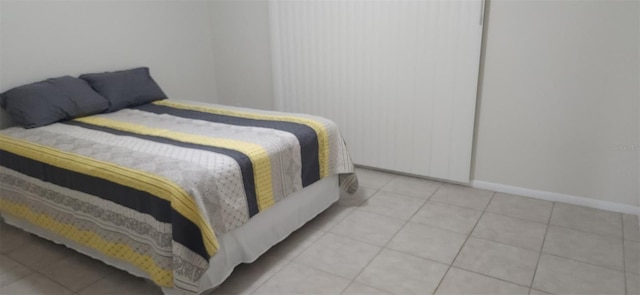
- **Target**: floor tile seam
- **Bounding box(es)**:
[5,267,77,295]
[354,181,384,202]
[318,185,383,232]
[480,209,551,226]
[239,258,296,293]
[408,218,474,236]
[447,265,532,289]
[343,245,386,293]
[547,222,624,240]
[327,183,395,238]
[310,206,357,233]
[345,185,444,294]
[346,204,417,223]
[540,252,628,274]
[622,212,628,295]
[376,246,454,269]
[422,193,492,212]
[550,203,624,234]
[356,198,428,221]
[1,242,30,256]
[245,259,294,295]
[623,236,640,243]
[25,254,104,292]
[529,202,554,290]
[260,260,352,294]
[621,214,640,242]
[378,186,440,201]
[354,167,397,190]
[409,185,444,216]
[3,249,78,293]
[286,227,331,262]
[291,251,381,290]
[313,230,385,251]
[347,198,487,237]
[73,266,140,295]
[538,225,632,273]
[327,230,386,248]
[293,229,386,270]
[0,254,32,288]
[467,235,543,253]
[529,287,549,295]
[432,191,496,294]
[369,168,444,199]
[358,185,387,192]
[423,199,485,214]
[339,280,390,295]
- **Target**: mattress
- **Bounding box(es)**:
[0,99,356,294]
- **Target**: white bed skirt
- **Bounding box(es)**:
[2,175,339,295]
[190,175,339,294]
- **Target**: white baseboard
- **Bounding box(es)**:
[472,181,639,216]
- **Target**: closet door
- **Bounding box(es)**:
[269,0,484,182]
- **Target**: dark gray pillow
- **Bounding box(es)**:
[0,76,109,128]
[79,67,167,112]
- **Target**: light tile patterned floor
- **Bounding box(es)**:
[0,167,638,294]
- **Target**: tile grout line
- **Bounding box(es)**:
[338,175,390,295]
[256,172,395,295]
[432,191,496,295]
[73,266,157,295]
[549,222,624,240]
[264,222,386,294]
[0,253,31,286]
[340,184,444,294]
[2,243,77,294]
[7,264,76,294]
[213,196,351,295]
[465,236,541,254]
[246,258,294,295]
[621,213,628,295]
[260,171,634,294]
[447,265,532,289]
[540,252,628,274]
[528,202,555,292]
[248,221,333,294]
[540,218,629,273]
[355,167,397,193]
[376,186,437,201]
[480,208,550,226]
[434,232,628,289]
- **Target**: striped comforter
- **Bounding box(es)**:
[0,100,356,294]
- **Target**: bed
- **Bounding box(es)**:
[0,84,357,294]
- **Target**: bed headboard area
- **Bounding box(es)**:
[0,0,220,130]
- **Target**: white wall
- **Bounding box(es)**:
[210,0,274,110]
[210,0,639,209]
[0,0,219,128]
[473,0,640,207]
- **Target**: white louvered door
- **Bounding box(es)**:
[269,0,484,182]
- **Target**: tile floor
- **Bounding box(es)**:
[0,167,639,295]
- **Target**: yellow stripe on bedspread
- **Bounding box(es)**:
[154,100,331,178]
[0,199,174,287]
[0,134,219,257]
[74,116,276,211]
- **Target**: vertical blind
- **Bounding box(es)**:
[269,0,484,182]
